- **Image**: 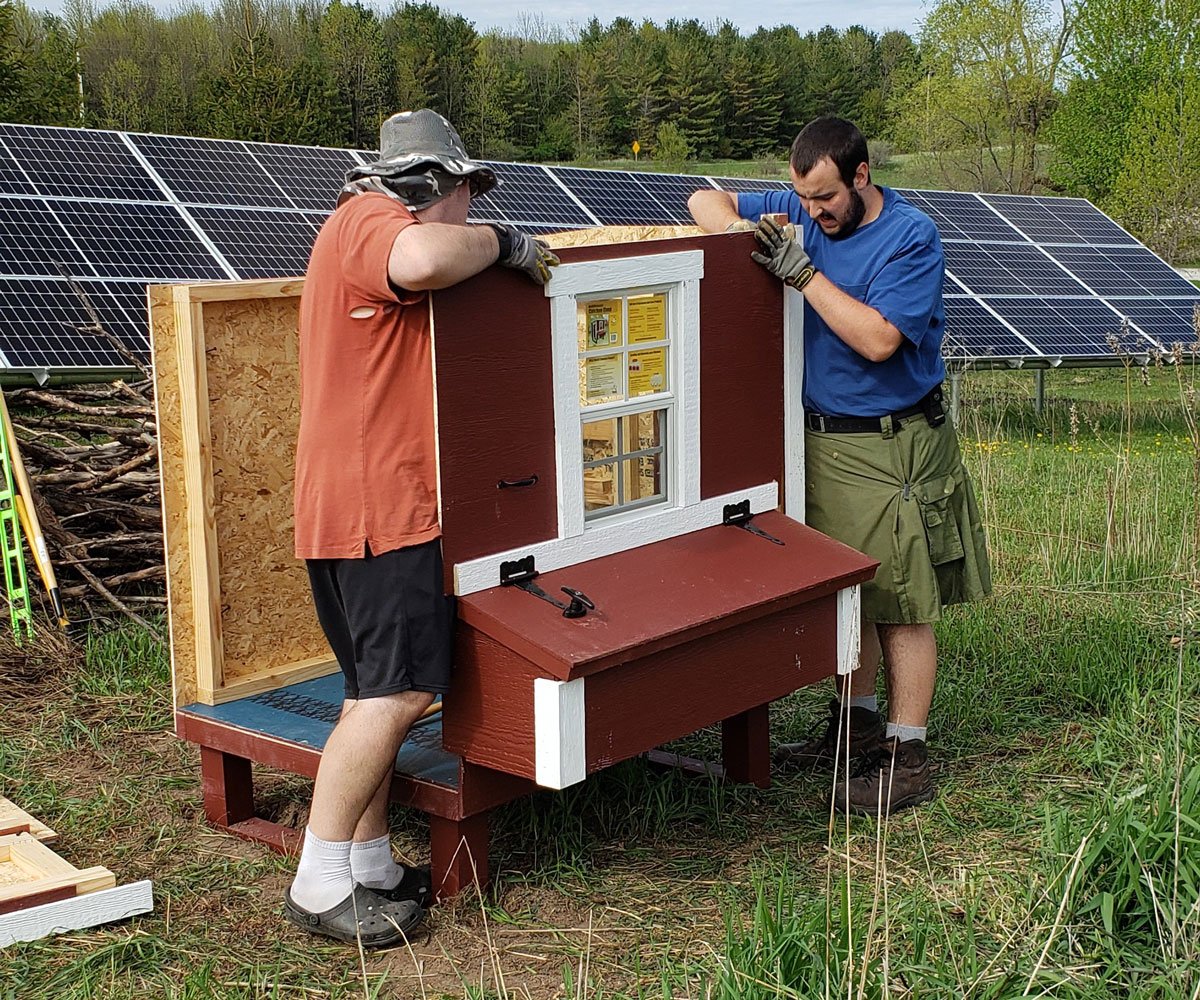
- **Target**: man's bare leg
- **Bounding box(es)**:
[290,690,433,911]
[844,619,882,701]
[876,623,937,731]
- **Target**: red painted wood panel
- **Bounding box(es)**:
[432,233,787,587]
[432,267,559,581]
[459,511,876,681]
[583,597,836,771]
[441,625,538,777]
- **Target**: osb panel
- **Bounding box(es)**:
[199,297,328,680]
[543,226,703,248]
[150,285,197,711]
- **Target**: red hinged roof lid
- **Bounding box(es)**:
[457,511,878,681]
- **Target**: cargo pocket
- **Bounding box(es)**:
[916,476,965,565]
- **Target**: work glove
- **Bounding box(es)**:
[491,224,560,285]
[724,218,757,233]
[750,217,818,290]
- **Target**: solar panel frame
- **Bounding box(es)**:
[51,200,230,282]
[710,176,791,192]
[0,125,167,203]
[981,193,1138,246]
[470,162,596,227]
[985,297,1159,357]
[945,243,1090,297]
[1042,245,1200,298]
[1107,297,1200,349]
[943,296,1036,360]
[187,206,325,279]
[243,142,359,213]
[0,200,95,278]
[131,133,296,208]
[553,167,676,226]
[628,172,711,224]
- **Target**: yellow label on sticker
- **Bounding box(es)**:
[581,299,623,351]
[627,294,666,344]
[583,354,623,404]
[628,348,667,398]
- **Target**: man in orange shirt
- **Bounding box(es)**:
[286,110,557,947]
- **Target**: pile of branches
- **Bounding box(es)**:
[6,378,164,635]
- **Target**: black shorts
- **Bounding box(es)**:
[306,540,455,700]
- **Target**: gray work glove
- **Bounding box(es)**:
[750,217,818,290]
[724,218,757,233]
[491,224,560,285]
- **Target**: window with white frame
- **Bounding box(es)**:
[547,250,704,539]
[578,290,672,519]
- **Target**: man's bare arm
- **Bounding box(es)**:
[801,275,904,362]
[387,223,499,291]
[687,189,742,233]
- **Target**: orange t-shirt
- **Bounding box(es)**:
[294,193,440,559]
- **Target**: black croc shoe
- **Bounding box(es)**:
[284,884,425,948]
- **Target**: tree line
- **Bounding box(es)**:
[0,0,921,161]
[0,0,1196,261]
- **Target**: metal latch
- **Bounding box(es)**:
[723,499,784,545]
[500,556,596,618]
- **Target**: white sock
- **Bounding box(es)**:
[848,695,878,714]
[350,834,407,891]
[290,827,353,912]
[886,722,927,743]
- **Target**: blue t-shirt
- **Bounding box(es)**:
[738,186,946,417]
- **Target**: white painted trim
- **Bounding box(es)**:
[836,585,861,675]
[0,880,153,946]
[533,677,586,789]
[454,481,778,596]
[783,285,805,521]
[678,277,702,506]
[544,250,704,299]
[550,294,586,537]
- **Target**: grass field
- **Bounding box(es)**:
[2,363,1199,999]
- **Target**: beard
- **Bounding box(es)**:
[826,187,867,240]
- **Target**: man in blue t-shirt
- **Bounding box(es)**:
[689,116,991,816]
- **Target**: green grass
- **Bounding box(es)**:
[2,366,1199,997]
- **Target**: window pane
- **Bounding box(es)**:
[580,354,624,406]
[628,347,667,397]
[627,293,667,344]
[583,417,618,462]
[584,461,617,512]
[578,297,623,352]
[622,409,664,452]
[623,454,664,504]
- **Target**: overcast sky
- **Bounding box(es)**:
[35,0,929,37]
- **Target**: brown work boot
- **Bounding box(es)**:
[831,737,936,816]
[774,699,882,770]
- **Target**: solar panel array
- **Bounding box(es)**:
[0,123,1195,376]
[897,189,1200,362]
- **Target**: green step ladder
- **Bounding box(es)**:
[0,413,32,642]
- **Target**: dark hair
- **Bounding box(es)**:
[790,117,869,187]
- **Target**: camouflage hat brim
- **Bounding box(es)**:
[347,153,497,198]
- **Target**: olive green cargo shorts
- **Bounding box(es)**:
[805,414,992,624]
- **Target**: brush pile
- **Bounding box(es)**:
[5,379,164,630]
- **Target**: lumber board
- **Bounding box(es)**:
[0,798,56,843]
[0,834,115,909]
[0,879,153,947]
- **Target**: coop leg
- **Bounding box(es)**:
[722,703,771,789]
[200,746,255,827]
[430,812,490,901]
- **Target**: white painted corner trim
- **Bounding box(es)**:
[0,880,154,947]
[836,585,861,675]
[534,677,587,789]
[453,481,779,596]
